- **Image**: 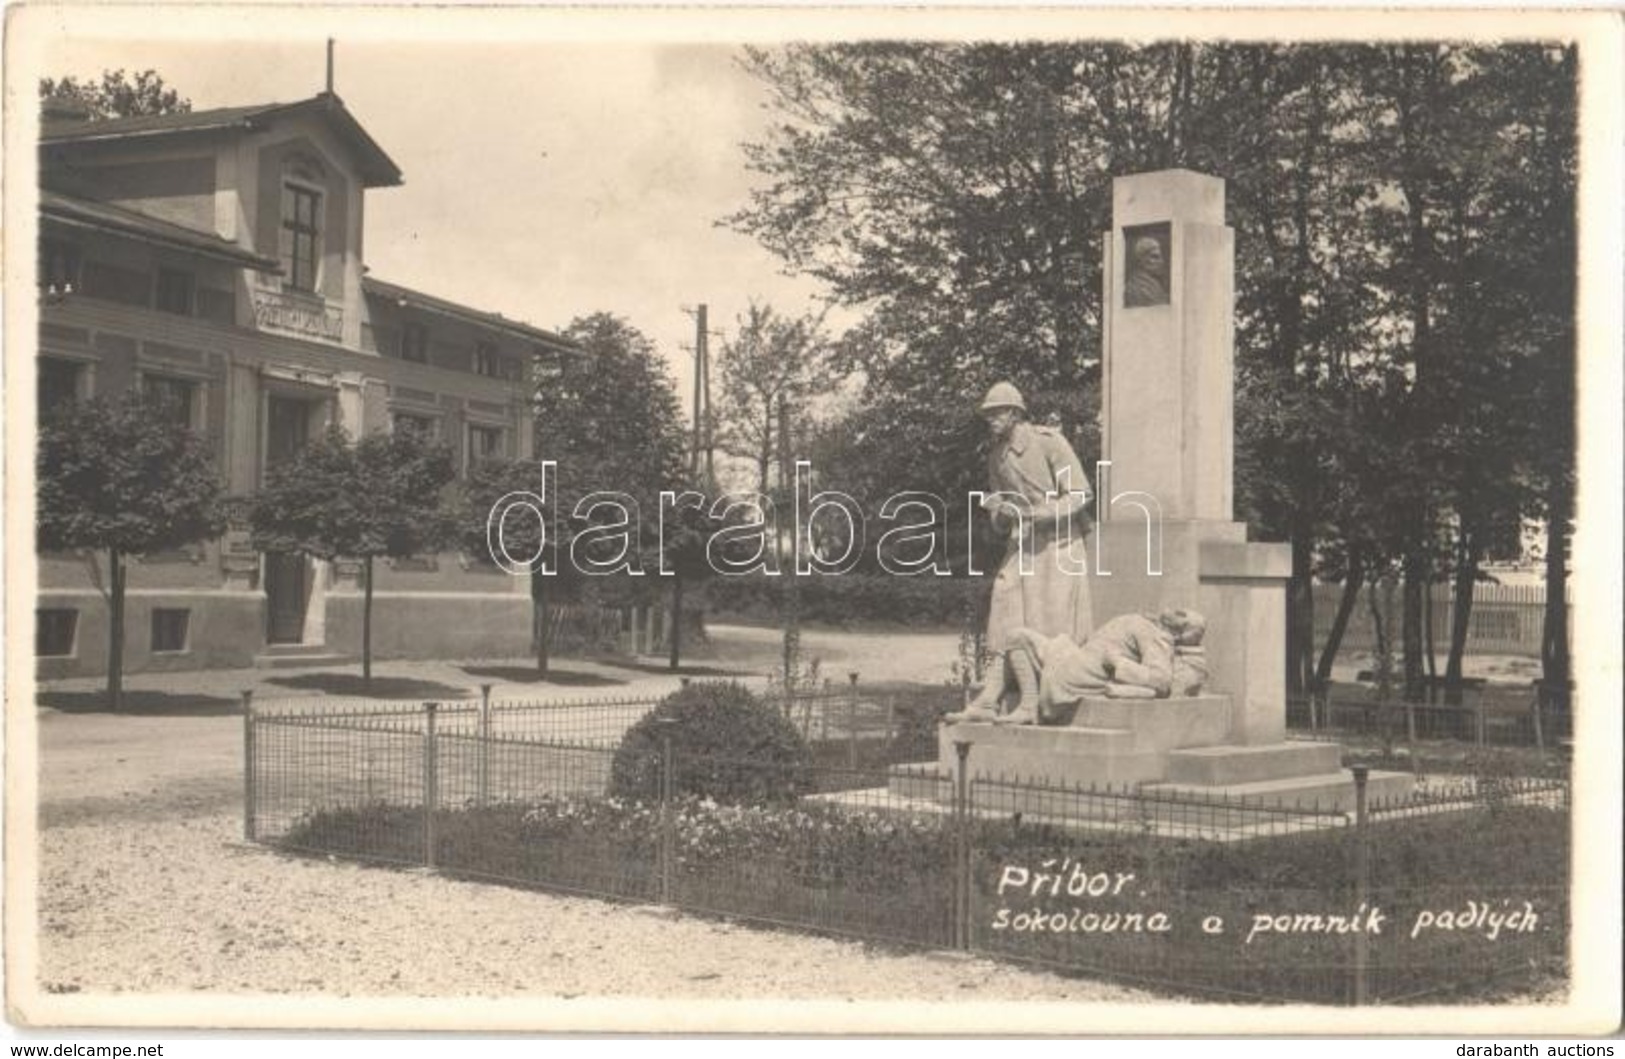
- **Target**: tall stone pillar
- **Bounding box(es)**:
[1092,169,1290,746]
[1102,170,1233,523]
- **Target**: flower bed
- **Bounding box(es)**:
[281,786,1568,1003]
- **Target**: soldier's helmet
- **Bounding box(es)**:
[978,382,1027,416]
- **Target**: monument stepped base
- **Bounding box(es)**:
[1164,741,1342,785]
[1142,769,1415,815]
[933,724,1170,786]
[886,692,1414,815]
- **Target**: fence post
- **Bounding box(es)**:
[952,739,973,951]
[1475,691,1487,747]
[1530,683,1546,752]
[847,671,861,770]
[1351,765,1371,1006]
[423,702,439,870]
[659,725,675,906]
[241,690,256,843]
[478,684,493,808]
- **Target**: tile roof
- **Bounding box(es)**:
[42,102,280,140]
[40,189,280,271]
[41,93,403,188]
[363,277,581,355]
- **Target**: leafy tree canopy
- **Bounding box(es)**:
[40,69,191,120]
[37,392,224,555]
[250,425,457,561]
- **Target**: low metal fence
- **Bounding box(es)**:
[245,691,1570,1005]
[1287,692,1573,754]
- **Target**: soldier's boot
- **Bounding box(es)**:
[994,648,1042,726]
[944,655,1006,724]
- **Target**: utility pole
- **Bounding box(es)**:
[778,391,800,696]
[682,303,720,491]
[701,310,715,489]
[682,305,706,482]
[325,39,335,94]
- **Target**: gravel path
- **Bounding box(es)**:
[35,810,1152,1003]
[26,632,1560,1012]
[30,653,1155,1006]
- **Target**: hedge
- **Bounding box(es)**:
[705,572,984,628]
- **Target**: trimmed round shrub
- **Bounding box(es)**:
[610,681,812,805]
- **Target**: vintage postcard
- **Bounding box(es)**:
[4,4,1621,1037]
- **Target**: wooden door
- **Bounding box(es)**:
[265,552,307,644]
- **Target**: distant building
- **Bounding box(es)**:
[36,92,578,677]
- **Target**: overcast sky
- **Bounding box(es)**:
[37,25,843,409]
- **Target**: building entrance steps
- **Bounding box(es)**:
[252,644,354,669]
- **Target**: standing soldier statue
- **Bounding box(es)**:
[948,382,1093,725]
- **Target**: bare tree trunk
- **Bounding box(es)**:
[1401,545,1427,703]
[1423,575,1438,703]
[1444,529,1478,706]
[757,403,774,495]
[532,567,550,678]
[1540,485,1570,707]
[668,574,683,671]
[1369,574,1405,753]
[106,547,125,712]
[1313,547,1364,690]
[362,555,374,692]
[778,392,800,698]
[1286,533,1315,697]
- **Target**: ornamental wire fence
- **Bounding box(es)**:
[244,684,1570,1006]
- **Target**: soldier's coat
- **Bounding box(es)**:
[983,420,1092,651]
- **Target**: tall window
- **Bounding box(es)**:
[473,343,503,378]
[280,183,322,293]
[401,322,430,364]
[39,240,81,295]
[267,395,312,469]
[38,358,84,418]
[155,267,194,315]
[143,374,198,430]
[467,424,503,467]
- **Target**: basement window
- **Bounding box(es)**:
[151,608,191,653]
[36,609,78,657]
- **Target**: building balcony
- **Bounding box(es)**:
[38,293,532,406]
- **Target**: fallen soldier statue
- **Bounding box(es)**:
[946,608,1209,726]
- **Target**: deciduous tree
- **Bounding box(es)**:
[40,69,191,119]
[251,426,457,691]
[37,393,225,710]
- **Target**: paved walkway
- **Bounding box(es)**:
[33,621,1545,716]
[33,652,757,715]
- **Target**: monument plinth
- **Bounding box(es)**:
[1097,168,1289,748]
[888,167,1412,819]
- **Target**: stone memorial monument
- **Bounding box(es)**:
[952,381,1093,722]
[894,169,1412,815]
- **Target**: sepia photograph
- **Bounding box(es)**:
[4,4,1621,1038]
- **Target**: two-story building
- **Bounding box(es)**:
[36,91,579,677]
